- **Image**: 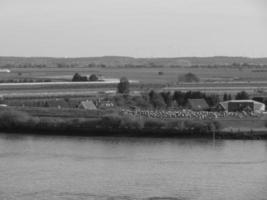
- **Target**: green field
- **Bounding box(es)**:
[3,66,267,84]
[0,66,266,99]
[1,56,267,99]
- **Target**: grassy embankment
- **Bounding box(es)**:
[0,107,267,139]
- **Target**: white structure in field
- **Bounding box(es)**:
[219,100,265,113]
[0,69,10,73]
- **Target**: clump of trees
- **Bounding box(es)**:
[72,73,88,82]
[223,93,232,101]
[89,74,99,81]
[72,73,99,82]
[112,90,220,110]
[178,72,200,82]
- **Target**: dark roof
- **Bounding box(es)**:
[79,100,97,110]
[187,98,209,111]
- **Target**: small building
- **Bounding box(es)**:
[219,100,265,113]
[98,100,114,108]
[78,100,97,110]
[187,98,209,111]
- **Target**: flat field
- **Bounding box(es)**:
[2,66,267,84]
[0,66,267,98]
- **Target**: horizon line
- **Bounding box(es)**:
[1,55,267,59]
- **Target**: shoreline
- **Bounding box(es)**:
[1,126,267,140]
[0,107,267,140]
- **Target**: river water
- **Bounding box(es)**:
[0,134,266,200]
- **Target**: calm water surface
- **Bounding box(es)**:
[0,134,266,200]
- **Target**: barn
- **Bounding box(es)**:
[187,98,209,111]
[219,100,265,113]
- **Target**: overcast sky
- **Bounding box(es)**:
[0,0,266,57]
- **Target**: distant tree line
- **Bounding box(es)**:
[1,64,47,68]
[113,81,252,110]
[2,62,267,69]
[113,90,221,110]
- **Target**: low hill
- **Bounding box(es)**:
[0,56,267,67]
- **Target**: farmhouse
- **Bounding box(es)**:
[186,98,209,111]
[219,100,265,113]
[78,100,97,110]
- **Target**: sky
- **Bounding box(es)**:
[0,0,266,57]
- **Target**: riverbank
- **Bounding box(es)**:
[0,108,267,139]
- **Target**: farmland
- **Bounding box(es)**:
[0,56,267,138]
[2,66,267,84]
[0,56,267,99]
[0,66,267,98]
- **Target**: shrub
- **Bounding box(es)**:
[89,74,99,81]
[166,120,184,130]
[178,73,199,82]
[149,90,166,109]
[144,119,165,129]
[100,114,122,129]
[120,117,144,130]
[184,120,209,133]
[0,110,39,129]
[131,96,152,109]
[235,91,249,100]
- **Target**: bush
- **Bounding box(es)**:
[144,119,165,129]
[131,96,152,109]
[100,114,122,129]
[0,110,39,129]
[120,117,144,130]
[235,91,249,100]
[149,90,166,109]
[178,73,199,82]
[166,120,184,130]
[184,120,209,133]
[114,95,126,107]
[89,74,99,81]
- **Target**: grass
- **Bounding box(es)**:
[0,66,267,102]
[0,107,101,118]
[3,66,267,84]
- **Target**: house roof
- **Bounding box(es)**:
[79,100,97,110]
[219,100,265,112]
[187,98,209,110]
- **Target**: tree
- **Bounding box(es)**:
[205,94,220,107]
[178,73,199,83]
[149,90,166,109]
[117,77,130,94]
[173,91,185,106]
[223,93,228,101]
[160,92,173,107]
[72,73,88,82]
[89,74,99,81]
[235,91,249,100]
[72,73,81,81]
